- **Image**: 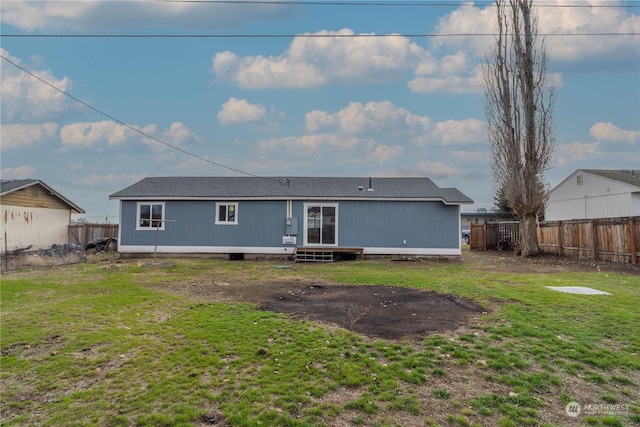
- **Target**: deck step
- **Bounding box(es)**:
[294,248,334,262]
[294,247,364,262]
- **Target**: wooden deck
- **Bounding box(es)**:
[294,246,364,262]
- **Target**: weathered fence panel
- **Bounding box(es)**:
[471,217,638,264]
[537,217,639,264]
[470,222,519,251]
[68,224,118,246]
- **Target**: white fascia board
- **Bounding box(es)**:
[118,245,460,256]
[117,245,297,254]
[363,247,461,256]
[110,196,465,204]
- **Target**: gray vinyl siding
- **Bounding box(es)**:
[120,199,458,250]
[292,200,459,248]
[120,200,287,247]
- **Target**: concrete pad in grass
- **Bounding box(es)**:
[545,286,610,295]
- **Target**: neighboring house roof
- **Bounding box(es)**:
[578,169,640,189]
[0,179,85,213]
[551,169,640,193]
[110,176,473,205]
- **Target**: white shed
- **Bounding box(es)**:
[546,169,640,221]
[1,179,85,251]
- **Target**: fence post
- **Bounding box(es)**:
[557,221,563,256]
[590,220,597,261]
[629,217,637,265]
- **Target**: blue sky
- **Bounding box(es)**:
[1,0,639,222]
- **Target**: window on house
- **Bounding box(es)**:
[577,175,583,185]
[216,202,238,224]
[137,202,165,230]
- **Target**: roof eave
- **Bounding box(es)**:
[110,195,472,204]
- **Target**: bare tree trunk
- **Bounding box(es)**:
[519,213,539,256]
[483,0,555,257]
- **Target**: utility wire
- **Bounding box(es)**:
[0,54,259,178]
[3,32,638,38]
[161,0,639,7]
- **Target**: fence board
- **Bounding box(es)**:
[472,216,639,264]
[470,222,519,251]
[537,217,639,264]
[68,224,118,246]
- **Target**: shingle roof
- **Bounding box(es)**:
[0,179,38,194]
[110,176,473,204]
[0,179,85,213]
[580,169,640,189]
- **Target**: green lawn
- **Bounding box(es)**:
[1,253,638,427]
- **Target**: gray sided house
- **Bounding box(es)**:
[109,177,472,258]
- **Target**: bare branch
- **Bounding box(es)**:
[483,0,555,256]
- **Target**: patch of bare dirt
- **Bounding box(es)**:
[257,284,486,339]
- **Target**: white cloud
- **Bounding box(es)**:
[0,123,58,150]
[213,29,425,89]
[556,141,601,166]
[305,101,431,135]
[434,118,486,145]
[408,71,483,94]
[218,98,267,124]
[1,48,77,123]
[416,161,457,179]
[1,165,37,179]
[370,145,405,163]
[60,121,136,148]
[432,1,640,64]
[414,118,487,146]
[59,121,200,156]
[452,150,490,163]
[589,122,640,144]
[212,27,517,95]
[257,133,374,160]
[160,122,202,145]
[0,1,294,32]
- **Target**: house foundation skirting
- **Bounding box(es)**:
[117,245,461,257]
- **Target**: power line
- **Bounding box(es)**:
[0,54,259,178]
[2,32,638,38]
[161,0,639,7]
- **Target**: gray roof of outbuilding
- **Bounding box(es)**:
[580,169,640,189]
[0,179,85,213]
[110,176,473,204]
[0,179,39,194]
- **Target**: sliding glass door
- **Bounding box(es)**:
[305,204,337,246]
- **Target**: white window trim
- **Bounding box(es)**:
[303,203,338,246]
[215,202,239,225]
[136,202,166,231]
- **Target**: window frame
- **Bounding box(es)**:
[215,202,239,225]
[136,202,166,231]
[303,203,338,246]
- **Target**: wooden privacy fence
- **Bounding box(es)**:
[68,223,118,246]
[470,222,520,251]
[538,217,639,264]
[470,217,639,264]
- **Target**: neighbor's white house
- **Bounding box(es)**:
[546,169,640,221]
[0,179,85,251]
